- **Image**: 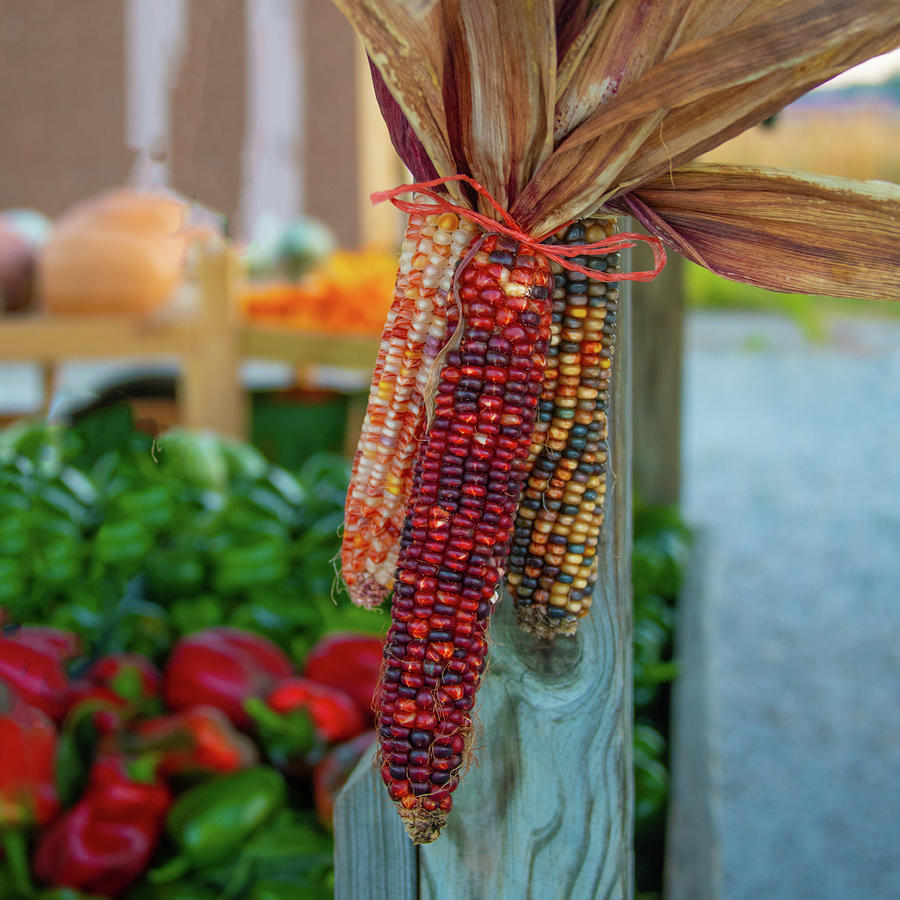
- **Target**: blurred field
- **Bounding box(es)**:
[685,263,900,341]
[702,103,900,182]
[691,101,900,325]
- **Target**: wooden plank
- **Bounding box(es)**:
[179,248,246,438]
[241,325,380,371]
[0,314,200,360]
[664,531,722,900]
[631,252,684,506]
[354,41,405,250]
[335,285,634,898]
[418,286,633,900]
[334,752,417,900]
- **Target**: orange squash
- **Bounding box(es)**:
[38,189,200,316]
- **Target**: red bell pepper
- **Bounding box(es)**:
[312,730,377,828]
[33,755,171,898]
[163,628,292,728]
[64,682,128,735]
[302,632,383,725]
[64,653,162,734]
[129,706,258,776]
[202,628,293,680]
[267,676,364,743]
[0,637,68,720]
[6,626,82,663]
[0,697,59,828]
[85,654,161,702]
[0,695,60,894]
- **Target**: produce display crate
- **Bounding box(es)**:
[0,247,381,442]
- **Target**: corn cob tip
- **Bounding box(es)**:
[399,806,447,845]
[348,574,390,610]
[515,604,579,639]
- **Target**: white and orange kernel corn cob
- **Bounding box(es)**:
[506,218,620,638]
[342,205,477,608]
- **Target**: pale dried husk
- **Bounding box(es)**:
[335,0,900,298]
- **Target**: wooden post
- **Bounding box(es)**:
[335,285,633,900]
[631,253,684,506]
[179,245,246,439]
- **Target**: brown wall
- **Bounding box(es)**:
[0,0,365,243]
[300,1,360,247]
[0,0,131,214]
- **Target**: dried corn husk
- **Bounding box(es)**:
[336,0,900,298]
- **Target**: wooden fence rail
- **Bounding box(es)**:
[335,286,634,900]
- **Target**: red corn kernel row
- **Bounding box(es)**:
[376,233,552,844]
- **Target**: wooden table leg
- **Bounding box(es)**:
[179,247,247,439]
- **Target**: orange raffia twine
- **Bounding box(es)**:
[372,173,666,282]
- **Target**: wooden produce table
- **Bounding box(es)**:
[0,248,381,440]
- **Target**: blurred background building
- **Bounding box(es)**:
[0,0,400,246]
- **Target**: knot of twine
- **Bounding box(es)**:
[372,173,666,283]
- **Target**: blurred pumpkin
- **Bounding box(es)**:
[38,189,201,315]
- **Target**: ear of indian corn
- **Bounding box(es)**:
[506,218,620,638]
[342,207,477,608]
[377,233,552,843]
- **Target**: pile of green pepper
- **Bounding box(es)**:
[0,417,382,665]
[141,768,332,898]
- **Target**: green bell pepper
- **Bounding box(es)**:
[211,811,333,900]
[145,546,207,599]
[0,510,28,555]
[169,595,225,635]
[110,482,175,532]
[127,883,218,900]
[91,518,153,570]
[210,538,289,596]
[149,767,287,882]
[0,557,27,608]
[36,889,106,900]
[248,881,332,900]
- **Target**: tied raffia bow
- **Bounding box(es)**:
[372,174,666,283]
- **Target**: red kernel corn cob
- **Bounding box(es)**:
[377,233,552,843]
[506,218,620,637]
[342,207,477,607]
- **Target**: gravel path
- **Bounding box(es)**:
[682,312,900,900]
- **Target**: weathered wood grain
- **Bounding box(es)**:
[418,285,633,900]
[334,752,416,900]
[334,285,634,899]
[664,532,722,900]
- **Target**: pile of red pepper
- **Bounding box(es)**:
[0,624,382,898]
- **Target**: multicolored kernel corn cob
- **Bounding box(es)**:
[506,218,620,638]
[377,233,552,843]
[342,207,477,608]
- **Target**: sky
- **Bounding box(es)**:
[820,47,900,89]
